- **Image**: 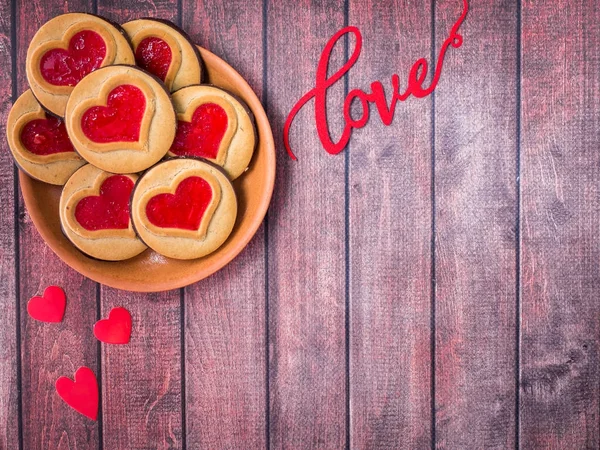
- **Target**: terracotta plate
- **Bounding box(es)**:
[19,46,276,292]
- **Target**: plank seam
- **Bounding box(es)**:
[10,0,23,446]
[262,0,270,447]
[343,1,350,449]
[515,0,522,448]
[430,0,437,448]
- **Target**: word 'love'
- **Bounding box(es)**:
[284,0,469,160]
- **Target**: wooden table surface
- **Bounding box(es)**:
[1,0,599,448]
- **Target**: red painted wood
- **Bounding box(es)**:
[521,1,600,448]
[267,0,347,447]
[433,1,518,448]
[95,2,184,449]
[16,1,100,448]
[347,1,432,448]
[0,0,18,446]
[181,1,266,447]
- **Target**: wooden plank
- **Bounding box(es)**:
[434,0,518,447]
[267,0,347,447]
[347,1,432,448]
[95,2,184,449]
[181,1,266,448]
[0,0,18,446]
[99,290,183,449]
[16,1,100,449]
[520,1,600,447]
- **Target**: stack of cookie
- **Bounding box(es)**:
[7,13,256,261]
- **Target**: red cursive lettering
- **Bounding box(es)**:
[284,0,468,160]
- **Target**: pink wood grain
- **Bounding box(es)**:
[520,0,600,447]
[181,1,267,447]
[433,0,519,447]
[0,0,18,446]
[267,0,347,447]
[347,0,433,448]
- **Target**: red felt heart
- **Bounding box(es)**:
[40,30,106,86]
[93,307,132,344]
[56,366,98,420]
[81,84,146,143]
[135,36,172,82]
[27,286,66,323]
[20,114,75,156]
[170,103,228,159]
[75,175,134,231]
[146,176,214,231]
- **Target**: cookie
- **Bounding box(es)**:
[122,18,203,92]
[26,13,135,117]
[65,65,176,174]
[131,158,237,260]
[168,85,256,180]
[60,164,147,261]
[6,90,85,185]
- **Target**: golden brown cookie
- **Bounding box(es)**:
[122,18,203,92]
[65,65,176,174]
[131,158,237,260]
[60,164,147,261]
[6,90,85,185]
[26,13,134,117]
[168,85,256,180]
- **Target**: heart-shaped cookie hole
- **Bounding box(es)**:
[169,96,237,165]
[40,30,106,87]
[74,175,135,231]
[135,37,173,82]
[20,113,75,156]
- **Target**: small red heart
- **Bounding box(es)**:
[145,176,214,231]
[93,307,132,344]
[27,286,66,323]
[170,103,229,159]
[20,114,75,156]
[81,84,146,143]
[135,36,172,82]
[40,30,106,86]
[74,175,135,231]
[56,366,99,420]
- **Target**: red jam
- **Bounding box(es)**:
[20,114,75,155]
[81,85,146,143]
[75,175,134,231]
[135,37,172,82]
[146,176,213,231]
[170,103,228,159]
[40,30,106,86]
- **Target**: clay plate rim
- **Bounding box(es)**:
[19,45,276,292]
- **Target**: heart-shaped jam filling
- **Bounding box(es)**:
[146,176,213,231]
[81,85,146,143]
[20,114,75,155]
[40,30,106,86]
[135,37,172,82]
[75,175,134,231]
[170,103,228,159]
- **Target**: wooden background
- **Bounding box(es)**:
[0,0,599,448]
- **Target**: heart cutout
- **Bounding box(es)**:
[135,37,172,82]
[20,114,75,156]
[93,307,132,344]
[146,176,214,231]
[27,286,66,323]
[170,103,230,160]
[40,30,106,86]
[56,366,98,420]
[81,84,146,143]
[75,175,134,231]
